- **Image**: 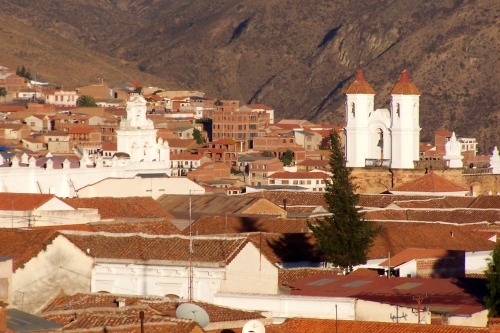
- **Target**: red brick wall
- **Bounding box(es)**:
[416,252,465,278]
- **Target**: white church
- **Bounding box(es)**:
[344,69,421,169]
[0,94,171,197]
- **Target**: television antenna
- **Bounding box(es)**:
[176,303,210,328]
[242,320,265,333]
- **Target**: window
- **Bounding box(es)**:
[282,180,289,185]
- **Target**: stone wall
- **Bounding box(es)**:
[351,167,500,196]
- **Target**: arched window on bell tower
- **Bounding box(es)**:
[351,102,356,118]
[396,103,401,118]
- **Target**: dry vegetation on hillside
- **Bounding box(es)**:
[0,0,498,151]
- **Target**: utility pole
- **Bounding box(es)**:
[188,192,193,302]
[413,293,427,324]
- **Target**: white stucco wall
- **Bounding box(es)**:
[398,260,417,278]
[91,261,225,303]
[215,293,355,320]
[0,209,100,228]
[37,198,75,211]
[0,258,12,304]
[356,299,429,324]
[77,177,205,199]
[11,236,93,313]
[221,243,278,295]
[447,309,488,327]
[465,250,492,274]
[0,162,171,198]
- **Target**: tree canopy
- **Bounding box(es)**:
[0,87,7,100]
[77,95,97,107]
[192,128,204,144]
[308,131,379,273]
[280,149,294,166]
[485,244,500,317]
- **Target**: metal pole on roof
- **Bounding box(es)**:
[388,251,391,279]
[188,192,193,302]
[335,304,338,333]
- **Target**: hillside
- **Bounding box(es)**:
[0,0,498,151]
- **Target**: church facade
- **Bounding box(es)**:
[344,69,421,169]
[0,94,171,197]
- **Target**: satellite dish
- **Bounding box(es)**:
[175,303,210,328]
[242,320,265,333]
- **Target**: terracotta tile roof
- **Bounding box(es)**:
[296,159,329,167]
[101,142,117,150]
[42,292,264,324]
[88,220,179,235]
[184,216,310,236]
[357,194,438,208]
[363,208,500,224]
[0,192,56,210]
[392,196,476,209]
[156,194,284,219]
[42,304,196,333]
[391,172,468,193]
[279,267,341,287]
[469,195,500,209]
[62,231,248,264]
[368,222,496,259]
[0,229,60,270]
[67,126,96,134]
[289,274,486,316]
[243,191,327,208]
[244,191,456,210]
[246,232,321,265]
[267,318,488,333]
[344,69,376,95]
[63,197,173,220]
[378,248,462,267]
[389,69,421,95]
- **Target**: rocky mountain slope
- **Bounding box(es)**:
[0,0,498,151]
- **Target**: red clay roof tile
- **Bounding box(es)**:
[344,69,376,95]
[389,69,421,95]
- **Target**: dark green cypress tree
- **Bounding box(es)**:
[308,131,379,273]
[485,244,500,317]
[19,65,26,78]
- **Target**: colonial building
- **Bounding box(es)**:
[0,94,171,197]
[344,69,420,169]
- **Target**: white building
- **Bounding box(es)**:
[267,170,329,192]
[45,90,79,107]
[344,69,420,169]
[0,94,171,197]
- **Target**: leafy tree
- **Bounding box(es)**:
[77,95,98,107]
[192,128,204,144]
[308,131,380,273]
[214,99,223,110]
[134,86,143,94]
[280,149,294,166]
[0,87,7,101]
[485,244,500,317]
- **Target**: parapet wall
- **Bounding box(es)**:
[351,167,500,195]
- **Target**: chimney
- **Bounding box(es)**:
[283,198,287,211]
[115,297,126,308]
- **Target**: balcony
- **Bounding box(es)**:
[365,159,391,168]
